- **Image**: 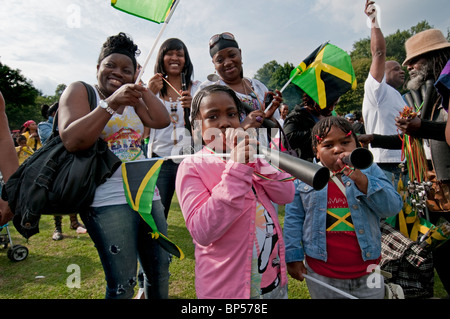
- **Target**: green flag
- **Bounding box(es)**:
[290,43,357,109]
[111,0,177,24]
[122,159,184,259]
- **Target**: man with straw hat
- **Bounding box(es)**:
[360,28,450,298]
[397,28,450,298]
[396,29,450,183]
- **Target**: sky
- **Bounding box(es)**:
[1,0,449,96]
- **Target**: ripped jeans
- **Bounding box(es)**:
[81,201,170,299]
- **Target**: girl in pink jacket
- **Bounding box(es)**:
[175,85,295,299]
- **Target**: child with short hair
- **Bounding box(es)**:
[284,116,403,299]
[15,134,34,165]
[175,85,295,299]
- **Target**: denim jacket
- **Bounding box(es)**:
[284,163,403,263]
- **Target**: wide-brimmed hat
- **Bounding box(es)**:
[403,29,450,66]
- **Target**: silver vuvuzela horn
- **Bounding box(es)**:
[342,148,373,170]
[259,146,330,190]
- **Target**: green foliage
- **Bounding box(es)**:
[0,62,41,129]
[256,20,438,115]
[0,61,66,130]
[335,57,371,115]
[0,62,39,108]
[255,60,303,110]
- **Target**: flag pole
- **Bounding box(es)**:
[135,0,181,84]
[264,69,300,114]
[264,41,329,115]
[302,274,358,299]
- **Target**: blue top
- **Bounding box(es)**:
[284,163,403,263]
[37,117,54,145]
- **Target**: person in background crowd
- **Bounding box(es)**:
[15,135,33,165]
[38,103,59,144]
[20,120,42,151]
[283,93,338,162]
[352,111,366,135]
[434,59,450,146]
[345,113,355,123]
[361,0,406,186]
[37,102,87,241]
[279,103,289,123]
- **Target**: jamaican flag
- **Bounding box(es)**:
[385,178,450,249]
[111,0,177,24]
[290,42,357,109]
[122,159,184,259]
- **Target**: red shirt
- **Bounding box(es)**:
[306,180,379,279]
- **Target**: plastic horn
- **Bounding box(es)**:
[342,148,373,170]
[259,146,330,190]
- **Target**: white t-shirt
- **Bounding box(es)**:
[197,78,280,121]
[362,73,405,163]
[92,89,160,207]
[148,80,201,158]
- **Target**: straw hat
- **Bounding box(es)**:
[403,29,450,66]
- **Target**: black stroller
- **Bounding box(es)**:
[0,223,29,261]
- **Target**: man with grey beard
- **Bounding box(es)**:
[396,29,450,180]
[394,29,450,298]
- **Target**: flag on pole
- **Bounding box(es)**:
[290,43,357,109]
[111,0,177,24]
[122,159,185,259]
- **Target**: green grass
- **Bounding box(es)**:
[0,198,446,299]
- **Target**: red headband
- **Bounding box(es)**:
[23,120,36,128]
[315,130,352,142]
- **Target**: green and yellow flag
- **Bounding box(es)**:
[291,43,357,109]
[385,178,450,249]
[122,159,184,259]
[111,0,177,24]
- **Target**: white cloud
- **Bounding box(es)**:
[0,0,448,96]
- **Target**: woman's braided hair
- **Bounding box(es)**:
[97,32,140,70]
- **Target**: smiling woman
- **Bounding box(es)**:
[197,32,282,131]
[146,38,201,219]
[57,32,171,299]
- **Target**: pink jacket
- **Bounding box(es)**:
[175,148,295,299]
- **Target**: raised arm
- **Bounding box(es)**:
[366,0,386,83]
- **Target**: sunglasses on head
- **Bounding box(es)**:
[209,32,235,48]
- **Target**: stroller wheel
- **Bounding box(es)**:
[7,245,29,262]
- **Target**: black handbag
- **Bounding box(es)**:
[2,82,122,238]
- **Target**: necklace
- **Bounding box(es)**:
[95,85,109,100]
[241,78,262,109]
[169,97,179,145]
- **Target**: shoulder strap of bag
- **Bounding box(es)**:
[51,81,97,136]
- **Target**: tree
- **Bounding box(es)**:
[0,61,67,129]
[254,60,303,110]
[0,62,40,129]
[338,20,434,115]
[35,83,67,107]
[0,62,39,109]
